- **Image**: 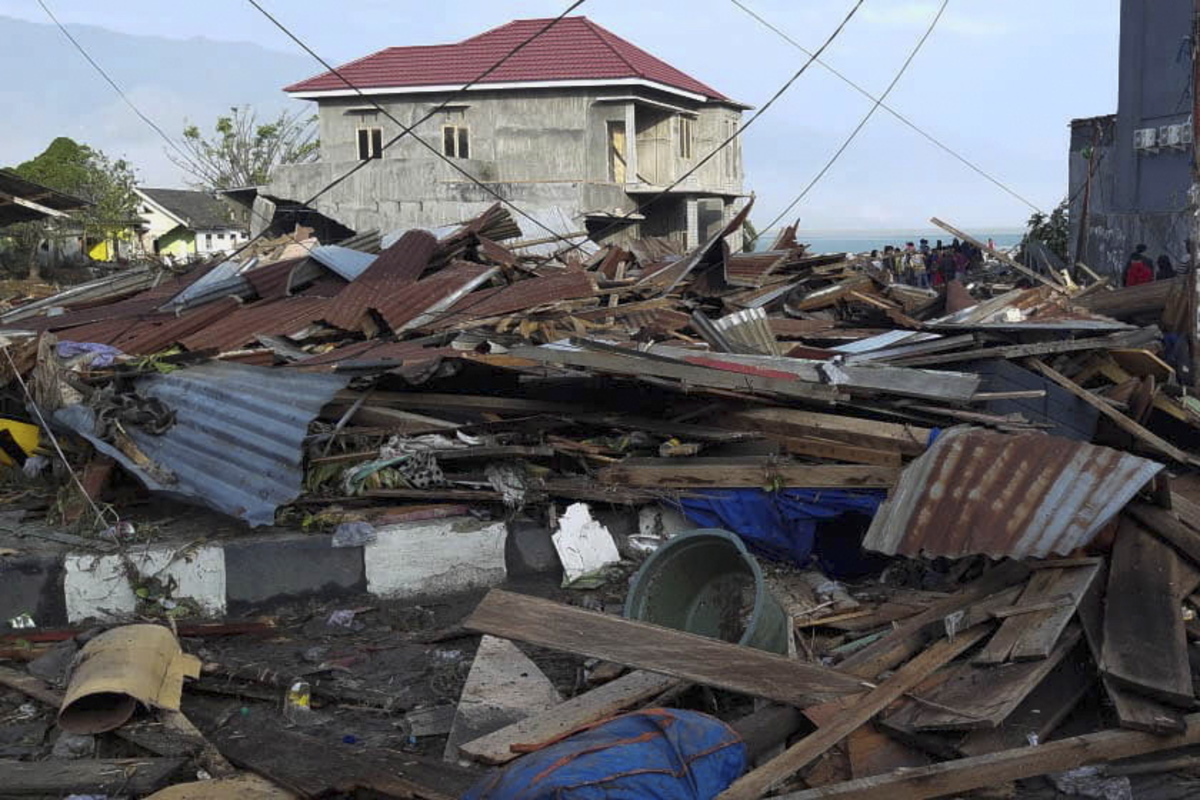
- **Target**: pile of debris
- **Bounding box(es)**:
[3,201,1200,797]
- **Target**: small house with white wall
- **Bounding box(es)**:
[135,187,249,261]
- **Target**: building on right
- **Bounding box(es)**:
[1068,0,1196,278]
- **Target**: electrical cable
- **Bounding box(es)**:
[752,0,949,244]
[35,0,317,258]
[731,0,1043,216]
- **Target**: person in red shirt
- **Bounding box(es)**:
[1125,256,1154,286]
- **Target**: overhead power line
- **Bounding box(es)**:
[755,0,951,242]
[731,0,1043,216]
[245,0,587,245]
[36,0,318,257]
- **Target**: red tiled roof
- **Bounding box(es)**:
[284,17,732,102]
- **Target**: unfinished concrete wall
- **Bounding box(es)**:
[281,86,743,239]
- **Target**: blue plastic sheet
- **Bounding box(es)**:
[462,708,745,800]
[679,488,885,574]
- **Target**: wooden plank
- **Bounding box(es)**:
[890,330,1143,368]
[775,713,1200,800]
[931,217,1063,290]
[0,758,185,796]
[846,726,930,779]
[957,641,1094,756]
[1101,518,1199,707]
[464,590,870,708]
[778,436,903,467]
[836,562,1030,681]
[717,408,930,456]
[459,670,678,764]
[1076,559,1185,734]
[1027,358,1200,467]
[1127,501,1200,568]
[903,626,1083,731]
[974,563,1098,663]
[201,709,471,800]
[596,458,899,489]
[717,626,993,800]
[1110,348,1175,381]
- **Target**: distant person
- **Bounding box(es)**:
[1157,254,1175,280]
[1123,244,1152,286]
[1125,247,1154,286]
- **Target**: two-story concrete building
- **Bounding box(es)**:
[263,17,748,249]
[1067,0,1196,276]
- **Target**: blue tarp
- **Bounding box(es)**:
[462,708,745,800]
[679,488,886,575]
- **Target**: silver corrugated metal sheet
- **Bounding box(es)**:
[863,426,1163,559]
[309,245,378,281]
[831,329,938,355]
[55,362,348,526]
[713,308,781,356]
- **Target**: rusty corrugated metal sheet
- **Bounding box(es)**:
[110,298,243,355]
[376,262,498,332]
[290,339,458,370]
[178,297,331,352]
[324,229,439,331]
[726,251,788,288]
[863,427,1163,559]
[244,257,305,301]
[433,268,596,327]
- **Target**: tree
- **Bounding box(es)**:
[1022,199,1070,265]
[169,106,319,190]
[7,137,139,278]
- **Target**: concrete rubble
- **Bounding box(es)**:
[2,206,1200,797]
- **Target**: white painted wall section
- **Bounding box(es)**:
[364,517,507,599]
[63,545,227,623]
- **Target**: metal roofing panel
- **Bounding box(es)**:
[55,362,349,526]
[177,297,330,352]
[309,245,378,281]
[831,329,939,355]
[435,268,596,325]
[713,308,781,356]
[162,258,250,309]
[379,263,498,332]
[325,229,439,330]
[863,427,1163,559]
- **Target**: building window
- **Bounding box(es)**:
[357,127,383,160]
[443,125,470,158]
[216,232,225,240]
[204,233,213,248]
[678,116,694,159]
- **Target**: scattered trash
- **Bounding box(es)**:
[325,609,358,629]
[52,732,96,759]
[551,503,621,588]
[8,613,36,630]
[282,680,313,725]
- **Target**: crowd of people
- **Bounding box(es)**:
[1122,244,1177,287]
[870,238,986,288]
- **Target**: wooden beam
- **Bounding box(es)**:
[596,458,899,489]
[1101,518,1198,707]
[716,408,929,456]
[1076,559,1185,734]
[458,670,678,764]
[0,758,186,796]
[464,590,870,708]
[1126,501,1200,568]
[901,626,1083,731]
[775,713,1200,800]
[0,190,69,219]
[890,333,1137,368]
[973,563,1098,663]
[836,562,1031,681]
[1027,358,1200,467]
[777,436,903,467]
[717,626,993,799]
[931,217,1063,290]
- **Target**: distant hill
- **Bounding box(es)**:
[0,15,313,186]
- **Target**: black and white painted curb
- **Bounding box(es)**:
[1,517,509,629]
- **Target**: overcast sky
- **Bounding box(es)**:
[0,0,1120,230]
